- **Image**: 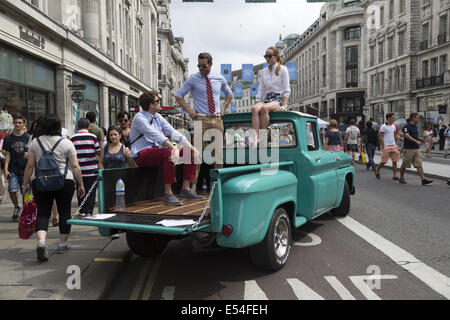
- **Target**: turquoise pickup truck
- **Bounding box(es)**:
[68,111,355,270]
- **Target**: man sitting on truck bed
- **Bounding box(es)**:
[129,91,203,206]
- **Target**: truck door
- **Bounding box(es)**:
[305,121,338,214]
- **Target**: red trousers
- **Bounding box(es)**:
[135,148,196,184]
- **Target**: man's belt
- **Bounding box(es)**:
[196,114,221,119]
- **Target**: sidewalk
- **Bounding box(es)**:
[0,193,130,300]
[367,150,450,180]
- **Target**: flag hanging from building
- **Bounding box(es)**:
[285,62,298,84]
[230,104,236,113]
[242,64,254,85]
[221,64,232,84]
[234,84,242,99]
[250,83,258,98]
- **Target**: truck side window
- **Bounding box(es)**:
[306,122,319,151]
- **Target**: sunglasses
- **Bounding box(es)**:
[264,54,275,59]
[197,64,209,69]
[118,118,128,123]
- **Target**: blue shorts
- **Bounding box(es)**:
[8,172,24,193]
[263,93,282,106]
[347,144,358,153]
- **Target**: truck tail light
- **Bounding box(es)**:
[221,225,233,236]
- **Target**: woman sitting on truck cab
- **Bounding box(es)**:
[251,46,291,147]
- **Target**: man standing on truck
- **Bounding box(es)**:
[175,52,233,180]
[129,91,203,206]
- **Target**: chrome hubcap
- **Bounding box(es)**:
[274,216,289,258]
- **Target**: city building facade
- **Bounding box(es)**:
[363,0,450,129]
[156,0,189,128]
[283,1,367,126]
[0,0,160,134]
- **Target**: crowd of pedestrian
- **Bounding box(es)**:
[322,112,450,186]
[0,105,136,262]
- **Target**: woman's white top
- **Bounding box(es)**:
[256,63,291,103]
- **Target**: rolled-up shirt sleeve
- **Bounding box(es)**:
[160,116,185,144]
[281,66,291,98]
[221,76,232,97]
[176,76,193,98]
[134,114,168,146]
[256,74,265,103]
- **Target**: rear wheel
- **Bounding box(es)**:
[126,231,170,257]
[249,207,291,271]
[331,181,350,217]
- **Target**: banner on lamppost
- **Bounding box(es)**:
[230,104,236,113]
[285,61,298,84]
[221,64,232,84]
[242,64,254,85]
[234,84,242,99]
[250,83,258,98]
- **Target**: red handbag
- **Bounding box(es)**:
[18,193,37,240]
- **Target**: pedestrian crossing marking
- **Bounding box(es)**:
[324,276,356,300]
[286,278,324,300]
[244,280,268,300]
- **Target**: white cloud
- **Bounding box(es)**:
[170,0,324,75]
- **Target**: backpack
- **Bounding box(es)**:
[34,137,68,192]
[349,126,358,140]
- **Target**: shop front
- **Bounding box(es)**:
[336,91,365,126]
[109,89,123,126]
[71,73,100,130]
[0,45,55,125]
[128,95,139,120]
[418,95,449,127]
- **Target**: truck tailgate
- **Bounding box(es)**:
[67,197,211,235]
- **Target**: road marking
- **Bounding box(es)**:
[142,254,162,300]
[324,276,356,300]
[93,258,123,263]
[337,216,450,299]
[161,286,175,300]
[349,275,398,300]
[286,278,324,300]
[293,232,322,246]
[130,258,152,300]
[244,280,268,300]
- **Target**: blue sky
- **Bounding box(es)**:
[170,0,324,75]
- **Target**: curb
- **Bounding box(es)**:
[63,233,131,300]
[358,163,449,182]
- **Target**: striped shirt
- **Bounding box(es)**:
[70,129,100,177]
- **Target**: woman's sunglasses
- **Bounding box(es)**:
[264,54,275,59]
[197,64,209,69]
[118,118,128,123]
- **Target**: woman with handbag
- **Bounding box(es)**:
[22,115,85,262]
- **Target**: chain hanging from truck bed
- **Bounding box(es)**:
[191,181,217,231]
[71,179,99,219]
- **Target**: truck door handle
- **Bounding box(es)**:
[336,157,341,161]
[315,158,321,162]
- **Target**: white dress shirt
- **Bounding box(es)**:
[256,63,291,103]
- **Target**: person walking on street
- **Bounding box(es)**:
[71,118,101,215]
[22,115,85,262]
[375,113,400,180]
[117,112,131,148]
[344,119,360,163]
[175,52,232,181]
[86,112,104,169]
[399,113,433,185]
[439,124,447,151]
[423,124,433,158]
[364,121,378,171]
[2,114,30,221]
[102,126,134,169]
[444,124,450,158]
[323,120,342,152]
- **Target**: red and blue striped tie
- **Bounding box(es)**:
[206,76,215,114]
